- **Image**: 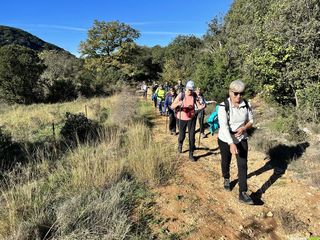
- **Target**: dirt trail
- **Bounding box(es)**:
[148,103,320,240]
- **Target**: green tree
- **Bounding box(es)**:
[162,35,203,84]
[79,20,141,91]
[39,50,82,102]
[79,20,140,58]
[0,44,45,104]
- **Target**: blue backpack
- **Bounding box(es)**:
[207,99,249,134]
[207,105,219,134]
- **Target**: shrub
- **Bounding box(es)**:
[47,79,78,103]
[0,127,23,170]
[60,112,102,145]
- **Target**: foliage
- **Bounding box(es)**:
[79,20,144,92]
[0,127,24,171]
[47,79,78,103]
[0,44,46,104]
[60,112,102,145]
[296,82,320,123]
[213,0,320,105]
[79,20,140,58]
[162,35,203,84]
[39,50,82,102]
[0,25,63,51]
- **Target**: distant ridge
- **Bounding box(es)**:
[0,25,68,53]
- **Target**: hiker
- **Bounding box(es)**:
[174,80,184,94]
[155,85,166,115]
[151,81,159,108]
[164,87,178,135]
[195,87,216,138]
[217,80,254,205]
[171,80,205,161]
[163,81,170,92]
[141,81,148,99]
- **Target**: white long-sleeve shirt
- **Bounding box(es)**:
[218,98,253,144]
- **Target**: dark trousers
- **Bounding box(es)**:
[195,109,205,134]
[178,118,196,153]
[218,139,248,192]
[168,109,176,132]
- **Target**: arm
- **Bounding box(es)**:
[235,103,254,137]
[164,95,169,112]
[217,105,233,145]
[205,100,216,104]
[195,94,205,110]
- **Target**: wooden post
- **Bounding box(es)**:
[52,121,56,141]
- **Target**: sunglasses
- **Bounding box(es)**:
[232,91,245,96]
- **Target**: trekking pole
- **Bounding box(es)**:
[178,102,183,134]
[165,111,168,133]
[197,110,204,148]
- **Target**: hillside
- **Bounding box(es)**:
[0,25,66,52]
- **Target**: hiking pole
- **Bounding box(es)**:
[165,111,168,133]
[178,102,183,134]
[197,110,204,148]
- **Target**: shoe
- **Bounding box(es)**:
[189,152,195,161]
[223,179,231,191]
[201,133,206,138]
[251,190,263,200]
[178,144,182,153]
[239,192,254,205]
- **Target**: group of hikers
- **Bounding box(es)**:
[141,79,255,205]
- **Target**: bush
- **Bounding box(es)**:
[60,112,102,145]
[296,83,320,124]
[0,45,46,104]
[47,79,78,103]
[0,127,23,170]
[268,113,307,142]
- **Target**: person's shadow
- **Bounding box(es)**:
[248,141,310,205]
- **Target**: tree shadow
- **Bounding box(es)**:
[249,142,310,204]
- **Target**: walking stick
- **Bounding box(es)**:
[198,110,204,148]
[165,111,168,133]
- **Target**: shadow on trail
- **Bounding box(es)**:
[248,142,310,205]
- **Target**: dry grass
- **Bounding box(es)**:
[0,97,115,142]
[0,92,177,239]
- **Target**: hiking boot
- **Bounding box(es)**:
[239,192,254,205]
[223,178,231,191]
[178,144,182,153]
[189,152,195,161]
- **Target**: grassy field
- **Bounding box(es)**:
[0,92,178,239]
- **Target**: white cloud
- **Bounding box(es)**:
[142,31,202,36]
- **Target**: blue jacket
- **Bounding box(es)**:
[164,93,177,112]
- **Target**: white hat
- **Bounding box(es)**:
[185,80,194,90]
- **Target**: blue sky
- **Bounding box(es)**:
[1,0,233,56]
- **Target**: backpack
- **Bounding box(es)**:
[175,91,197,115]
[180,91,197,105]
[207,98,250,134]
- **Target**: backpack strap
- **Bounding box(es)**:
[180,91,197,105]
[180,91,185,101]
[224,98,230,122]
[221,98,250,126]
